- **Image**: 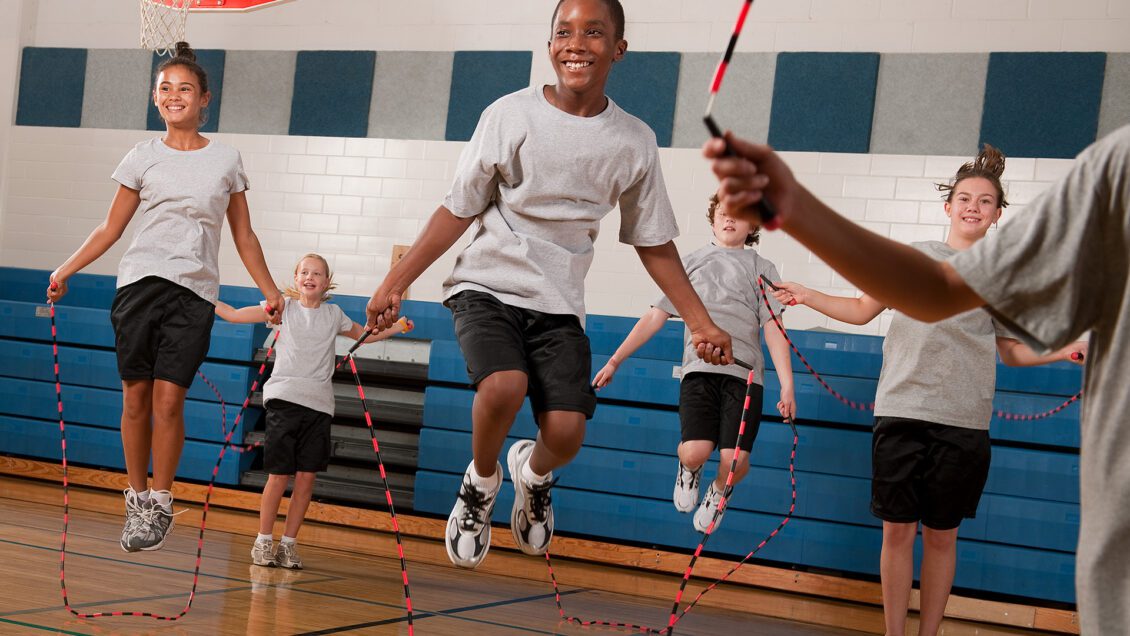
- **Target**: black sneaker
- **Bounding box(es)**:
[445,461,501,569]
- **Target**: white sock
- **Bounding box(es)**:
[280,535,297,546]
[135,488,151,502]
[521,460,551,485]
[150,490,173,508]
[256,533,273,544]
[469,463,500,490]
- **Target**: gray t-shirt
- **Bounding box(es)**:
[262,298,354,417]
[874,241,1011,430]
[112,137,249,304]
[655,244,784,384]
[950,125,1130,635]
[442,86,680,320]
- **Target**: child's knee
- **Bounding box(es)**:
[538,413,585,455]
[678,441,714,467]
[477,371,528,411]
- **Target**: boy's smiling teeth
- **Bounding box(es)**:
[565,61,591,70]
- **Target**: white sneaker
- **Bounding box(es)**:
[120,488,145,553]
[445,461,502,569]
[251,538,275,567]
[507,440,556,556]
[275,541,303,570]
[693,481,725,534]
[673,462,703,513]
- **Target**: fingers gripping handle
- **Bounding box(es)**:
[705,115,778,230]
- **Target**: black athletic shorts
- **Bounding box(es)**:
[446,290,597,418]
[870,416,991,530]
[679,372,763,453]
[264,399,332,474]
[109,276,215,389]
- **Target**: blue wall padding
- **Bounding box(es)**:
[0,377,252,444]
[0,416,250,484]
[981,52,1106,158]
[290,50,376,138]
[606,52,681,147]
[146,49,227,133]
[16,47,87,127]
[445,51,532,142]
[768,52,881,153]
[586,313,683,361]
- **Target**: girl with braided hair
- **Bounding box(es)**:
[768,145,1085,636]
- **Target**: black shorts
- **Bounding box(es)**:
[110,276,215,389]
[679,372,763,453]
[264,399,332,474]
[446,290,597,418]
[871,416,991,530]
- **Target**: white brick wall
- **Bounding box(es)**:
[0,125,1067,336]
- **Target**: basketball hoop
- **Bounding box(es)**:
[139,0,196,57]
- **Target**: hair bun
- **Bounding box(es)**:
[972,143,1006,180]
[173,41,197,62]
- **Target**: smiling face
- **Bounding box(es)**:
[293,256,331,303]
[944,176,1002,242]
[152,64,210,129]
[547,0,626,102]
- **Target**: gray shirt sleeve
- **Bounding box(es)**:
[111,146,145,190]
[617,143,680,247]
[443,102,504,219]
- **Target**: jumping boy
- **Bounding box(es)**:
[366,0,731,569]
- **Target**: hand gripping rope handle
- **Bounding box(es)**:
[48,294,414,631]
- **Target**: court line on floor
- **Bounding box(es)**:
[291,589,588,636]
[0,616,91,635]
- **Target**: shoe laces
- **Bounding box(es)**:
[456,479,494,530]
[525,477,559,523]
[138,502,187,527]
[677,464,702,489]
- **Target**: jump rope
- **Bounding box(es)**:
[47,294,415,633]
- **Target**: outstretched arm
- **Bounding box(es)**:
[215,300,274,324]
[705,135,984,322]
[227,191,282,321]
[342,317,414,343]
[635,242,733,365]
[771,282,885,325]
[763,320,796,420]
[367,205,474,330]
[997,337,1087,367]
[592,306,672,389]
[47,185,141,303]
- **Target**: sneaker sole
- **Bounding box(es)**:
[507,441,550,556]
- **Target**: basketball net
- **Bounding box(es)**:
[139,0,195,57]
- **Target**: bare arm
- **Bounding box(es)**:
[47,185,141,303]
[997,337,1087,367]
[227,191,282,319]
[763,318,796,420]
[635,242,733,364]
[342,318,414,343]
[705,135,984,322]
[215,300,272,324]
[592,306,672,389]
[771,281,885,325]
[367,205,475,330]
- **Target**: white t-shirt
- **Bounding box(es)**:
[655,244,784,384]
[951,125,1130,634]
[112,137,249,304]
[442,85,680,321]
[262,298,354,417]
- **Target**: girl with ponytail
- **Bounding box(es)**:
[46,41,281,553]
[767,145,1086,636]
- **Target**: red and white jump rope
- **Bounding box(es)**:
[48,292,414,633]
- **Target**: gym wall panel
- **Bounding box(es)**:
[368,51,454,141]
[81,49,152,130]
[768,52,881,153]
[289,50,376,138]
[219,50,297,135]
[445,50,532,142]
[15,47,87,128]
[605,51,681,148]
[980,52,1106,159]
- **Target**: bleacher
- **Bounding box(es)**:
[0,266,1083,605]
